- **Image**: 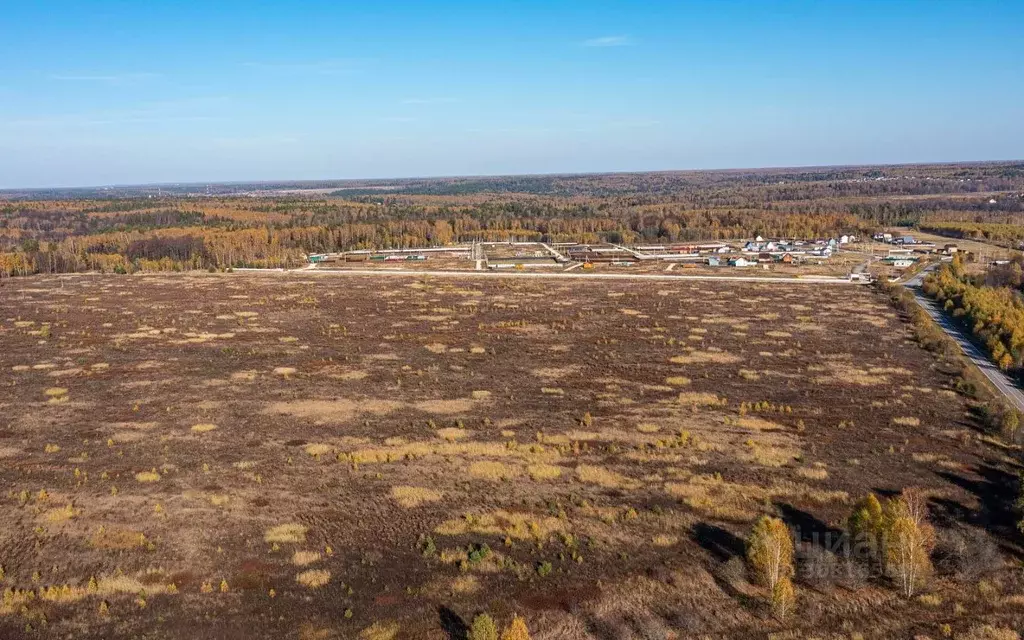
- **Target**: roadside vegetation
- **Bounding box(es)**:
[881,275,1024,441]
[923,255,1024,373]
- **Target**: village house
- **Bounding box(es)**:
[882,256,916,268]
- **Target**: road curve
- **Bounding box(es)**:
[903,266,1024,413]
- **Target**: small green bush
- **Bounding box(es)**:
[470,613,498,640]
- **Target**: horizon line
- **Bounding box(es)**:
[2,158,1022,193]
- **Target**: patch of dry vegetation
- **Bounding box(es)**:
[414,398,479,414]
[795,466,829,481]
[304,443,333,457]
[664,376,691,386]
[435,510,566,539]
[575,464,637,489]
[295,569,330,588]
[265,523,308,544]
[292,550,321,566]
[436,427,470,441]
[360,621,400,640]
[893,416,921,427]
[526,463,562,481]
[390,485,443,507]
[468,461,520,481]
[811,359,892,386]
[265,398,402,423]
[670,350,741,365]
[677,392,727,407]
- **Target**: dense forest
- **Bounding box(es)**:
[923,255,1024,372]
[919,222,1024,248]
[2,162,1023,277]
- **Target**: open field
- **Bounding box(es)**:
[1,273,1022,639]
[895,230,1021,274]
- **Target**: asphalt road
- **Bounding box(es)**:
[903,266,1024,413]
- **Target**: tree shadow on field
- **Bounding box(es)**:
[690,522,744,561]
[438,606,468,640]
[774,502,844,548]
[581,615,630,640]
[930,496,974,527]
[581,608,691,640]
[870,487,902,500]
[690,522,761,609]
[937,464,1023,555]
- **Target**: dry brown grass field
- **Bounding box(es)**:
[0,273,1021,639]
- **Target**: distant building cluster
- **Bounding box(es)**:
[306,236,859,271]
[871,232,961,269]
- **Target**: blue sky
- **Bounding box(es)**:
[1,1,1022,188]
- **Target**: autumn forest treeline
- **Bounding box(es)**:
[923,255,1024,374]
[2,162,1023,276]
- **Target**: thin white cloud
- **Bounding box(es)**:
[241,59,368,74]
[401,97,459,105]
[141,96,231,110]
[465,126,553,135]
[582,35,632,47]
[612,118,661,128]
[2,97,231,129]
[463,115,659,136]
[7,115,221,128]
[50,72,160,83]
[210,135,299,148]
